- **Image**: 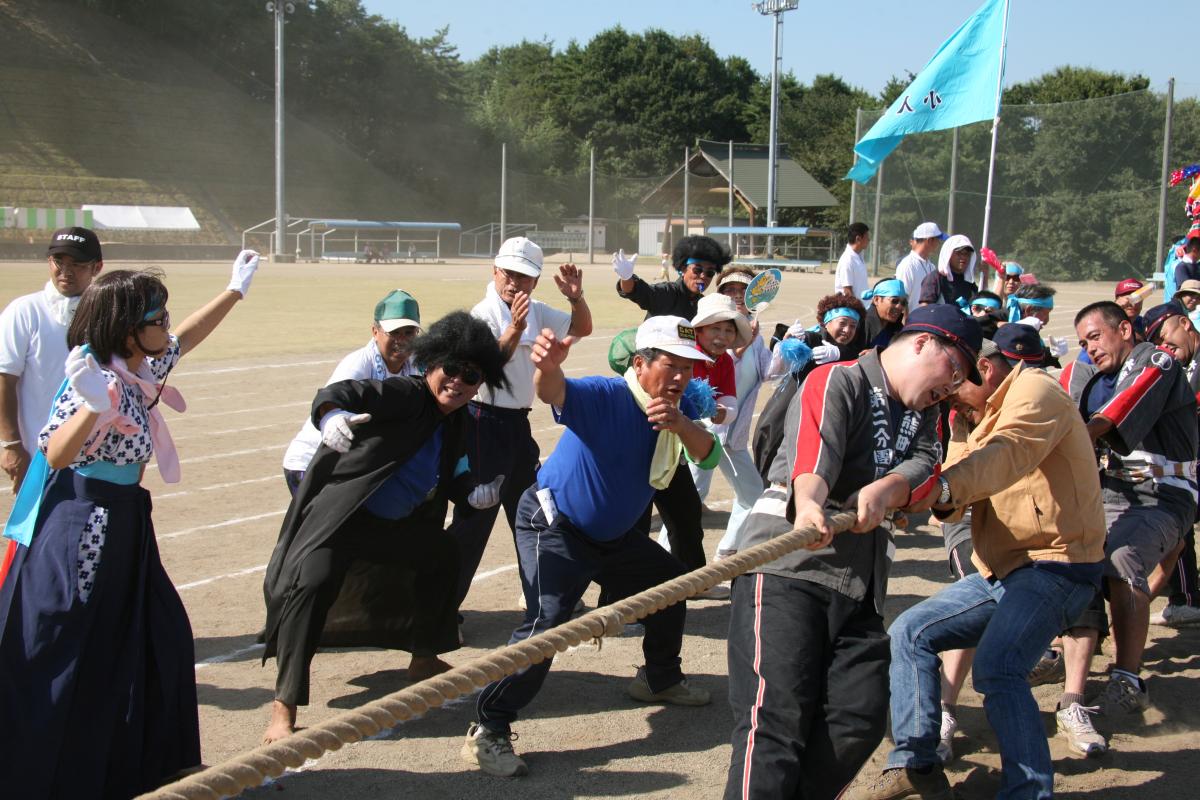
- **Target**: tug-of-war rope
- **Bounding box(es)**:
[139,510,859,800]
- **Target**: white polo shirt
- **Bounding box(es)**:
[471,284,571,409]
[834,245,868,298]
[0,286,74,453]
[282,341,418,471]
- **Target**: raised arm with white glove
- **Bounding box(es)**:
[65,346,111,413]
[467,474,506,509]
[227,249,260,298]
[612,249,636,281]
[319,410,371,453]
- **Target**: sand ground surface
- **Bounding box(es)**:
[2,256,1197,799]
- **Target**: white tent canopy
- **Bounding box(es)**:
[83,205,200,230]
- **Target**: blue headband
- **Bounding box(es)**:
[970,297,1001,310]
[1003,263,1024,276]
[823,307,862,325]
[142,306,165,322]
[862,279,907,300]
[1006,293,1053,322]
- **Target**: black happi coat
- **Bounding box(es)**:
[262,375,471,656]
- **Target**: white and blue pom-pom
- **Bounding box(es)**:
[683,377,718,420]
[777,338,813,373]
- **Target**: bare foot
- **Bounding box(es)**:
[407,655,453,682]
[263,699,297,743]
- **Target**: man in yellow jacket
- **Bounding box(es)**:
[848,324,1106,800]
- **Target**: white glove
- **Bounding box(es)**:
[1016,316,1044,331]
[227,249,260,298]
[467,474,506,509]
[319,410,371,453]
[812,343,842,365]
[612,249,636,281]
[1049,336,1069,358]
[65,346,111,414]
[785,321,808,339]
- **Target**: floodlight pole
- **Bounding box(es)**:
[728,139,735,250]
[1156,77,1175,266]
[268,1,295,262]
[500,142,507,244]
[848,108,861,224]
[588,146,595,263]
[682,146,689,241]
[756,0,797,258]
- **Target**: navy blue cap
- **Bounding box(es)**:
[1143,301,1188,341]
[901,304,984,384]
[992,323,1045,363]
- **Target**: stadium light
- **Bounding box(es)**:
[266,1,296,261]
[754,0,798,256]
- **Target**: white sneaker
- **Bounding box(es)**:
[461,722,528,777]
[1056,703,1107,756]
[935,710,957,764]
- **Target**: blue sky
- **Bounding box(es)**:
[362,0,1193,100]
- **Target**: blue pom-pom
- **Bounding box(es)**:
[683,377,718,420]
[777,338,813,373]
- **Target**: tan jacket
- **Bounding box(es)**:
[942,363,1106,579]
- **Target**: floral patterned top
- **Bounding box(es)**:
[38,336,181,468]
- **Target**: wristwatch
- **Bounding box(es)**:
[936,476,952,505]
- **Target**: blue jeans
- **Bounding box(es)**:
[886,565,1096,800]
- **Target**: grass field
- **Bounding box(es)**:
[1,258,1198,799]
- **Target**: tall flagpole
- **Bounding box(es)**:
[979,0,1011,252]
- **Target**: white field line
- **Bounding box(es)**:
[176,443,287,465]
[173,359,337,378]
[156,473,279,500]
[173,421,296,441]
[167,400,309,420]
[160,509,287,541]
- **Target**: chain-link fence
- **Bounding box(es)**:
[853,86,1200,282]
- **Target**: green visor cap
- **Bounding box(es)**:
[374,290,422,333]
[607,327,639,375]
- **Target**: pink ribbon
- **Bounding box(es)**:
[85,358,186,483]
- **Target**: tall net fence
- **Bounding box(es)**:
[854,87,1200,282]
[501,170,665,255]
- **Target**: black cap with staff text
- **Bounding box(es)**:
[46,227,102,262]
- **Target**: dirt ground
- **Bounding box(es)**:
[1,257,1197,799]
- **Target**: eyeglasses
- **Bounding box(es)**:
[442,362,483,386]
[50,255,96,271]
[935,343,966,390]
[885,297,908,306]
[140,310,170,329]
[380,326,417,342]
[688,264,719,279]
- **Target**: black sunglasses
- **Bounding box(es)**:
[442,362,483,386]
[688,264,719,279]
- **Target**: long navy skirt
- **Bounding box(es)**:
[0,468,201,799]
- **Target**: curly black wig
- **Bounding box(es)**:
[411,310,509,392]
[672,235,732,270]
[814,293,867,327]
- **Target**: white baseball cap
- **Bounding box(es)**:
[634,316,713,362]
[494,236,543,277]
[912,221,948,241]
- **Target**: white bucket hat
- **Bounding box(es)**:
[691,294,753,349]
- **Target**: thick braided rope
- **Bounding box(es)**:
[139,510,859,800]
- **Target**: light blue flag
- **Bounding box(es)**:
[846,0,1007,184]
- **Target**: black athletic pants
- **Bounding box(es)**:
[724,573,890,800]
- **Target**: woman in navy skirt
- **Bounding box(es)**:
[0,253,258,799]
